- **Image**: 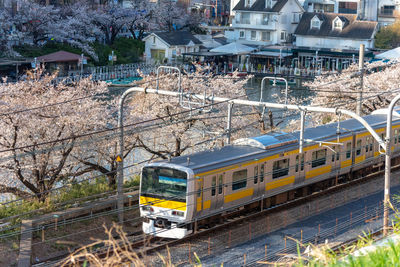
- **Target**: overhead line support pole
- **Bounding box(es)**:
[383,94,400,235]
[117,88,139,224]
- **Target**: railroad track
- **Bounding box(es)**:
[33,163,400,266]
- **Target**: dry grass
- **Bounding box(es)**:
[61,223,174,267]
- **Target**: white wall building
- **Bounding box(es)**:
[229,0,304,46]
[303,0,400,26]
[295,12,377,50]
[143,31,202,63]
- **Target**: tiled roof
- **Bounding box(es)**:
[294,12,377,39]
[233,0,288,12]
[153,31,202,46]
[37,51,87,63]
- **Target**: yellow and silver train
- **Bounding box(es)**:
[139,109,400,238]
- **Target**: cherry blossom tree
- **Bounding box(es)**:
[125,68,261,160]
[53,2,99,59]
[291,62,400,128]
[123,0,158,40]
[155,0,189,31]
[90,2,130,45]
[0,70,113,201]
[14,2,60,45]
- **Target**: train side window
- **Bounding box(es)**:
[356,140,362,156]
[273,159,289,179]
[370,138,373,151]
[300,154,304,171]
[395,130,398,144]
[232,169,247,190]
[346,142,352,158]
[366,137,369,152]
[218,175,223,194]
[211,176,216,196]
[311,149,326,168]
[295,155,299,172]
[254,166,258,184]
[331,146,335,162]
[260,164,264,182]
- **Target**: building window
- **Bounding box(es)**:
[333,18,342,30]
[273,159,289,179]
[246,0,251,7]
[280,31,287,41]
[261,31,270,41]
[292,13,301,23]
[153,36,156,44]
[262,14,269,25]
[232,169,247,190]
[242,13,250,24]
[382,5,395,16]
[311,17,320,29]
[251,30,257,40]
[239,30,245,39]
[311,149,327,168]
[266,0,272,8]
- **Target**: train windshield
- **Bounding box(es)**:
[141,167,187,202]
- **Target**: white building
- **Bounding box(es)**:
[295,12,377,50]
[303,0,400,26]
[143,31,202,63]
[228,0,304,46]
[294,12,377,71]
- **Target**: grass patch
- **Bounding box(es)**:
[0,176,139,224]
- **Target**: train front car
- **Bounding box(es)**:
[139,163,195,239]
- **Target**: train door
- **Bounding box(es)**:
[258,163,266,195]
[295,153,306,184]
[365,136,374,158]
[196,177,203,216]
[216,173,225,209]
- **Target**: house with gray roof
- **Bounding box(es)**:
[143,31,202,63]
[228,0,304,46]
[295,12,377,50]
[293,12,377,72]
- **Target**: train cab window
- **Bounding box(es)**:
[356,140,362,156]
[346,142,352,159]
[211,176,216,196]
[254,166,258,184]
[295,155,299,172]
[300,154,304,171]
[260,164,264,182]
[273,159,289,179]
[395,130,398,144]
[218,175,223,194]
[311,149,326,168]
[232,169,247,190]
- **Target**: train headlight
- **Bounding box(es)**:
[171,210,185,217]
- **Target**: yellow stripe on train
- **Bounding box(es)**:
[306,165,331,179]
[140,196,186,211]
[224,188,254,203]
[266,176,295,190]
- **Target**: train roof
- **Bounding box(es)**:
[152,113,399,175]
